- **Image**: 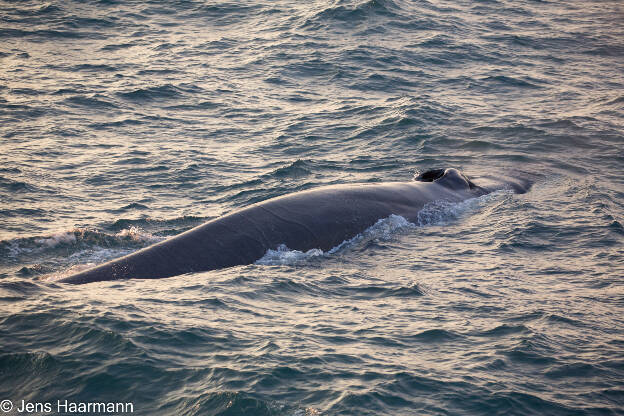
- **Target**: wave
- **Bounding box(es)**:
[0,227,162,261]
[0,176,37,193]
[100,42,137,51]
[476,75,543,90]
[409,328,463,343]
[265,159,312,179]
[1,214,211,272]
[116,84,201,102]
[64,95,119,109]
[88,118,143,129]
[0,103,48,122]
[343,282,425,299]
[300,0,401,29]
[0,28,101,40]
[12,3,62,16]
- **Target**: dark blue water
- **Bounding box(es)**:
[1,0,623,414]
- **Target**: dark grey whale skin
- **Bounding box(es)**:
[57,169,530,284]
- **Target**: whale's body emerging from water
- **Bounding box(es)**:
[58,168,530,284]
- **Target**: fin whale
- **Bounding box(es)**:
[57,168,529,284]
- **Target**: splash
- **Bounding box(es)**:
[417,190,510,227]
[255,244,324,266]
[114,226,159,243]
[1,227,162,259]
[256,192,508,266]
[34,232,77,247]
[256,214,415,266]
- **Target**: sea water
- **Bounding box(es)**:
[1,0,623,414]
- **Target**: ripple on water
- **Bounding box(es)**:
[1,0,623,414]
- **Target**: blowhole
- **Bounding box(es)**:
[415,168,446,182]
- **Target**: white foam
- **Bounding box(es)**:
[417,190,510,226]
[4,241,25,258]
[114,226,162,243]
[329,213,416,254]
[34,231,77,247]
[255,214,415,266]
[45,228,162,280]
[46,248,137,281]
[46,262,97,281]
[3,230,79,258]
[67,247,133,263]
[255,244,324,265]
[5,226,162,257]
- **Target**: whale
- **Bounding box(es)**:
[56,168,530,284]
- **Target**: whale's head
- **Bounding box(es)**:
[415,168,532,194]
[415,168,483,193]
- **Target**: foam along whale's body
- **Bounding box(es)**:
[57,168,529,284]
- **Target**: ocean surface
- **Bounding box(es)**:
[1,0,623,414]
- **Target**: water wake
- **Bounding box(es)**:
[257,192,508,266]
